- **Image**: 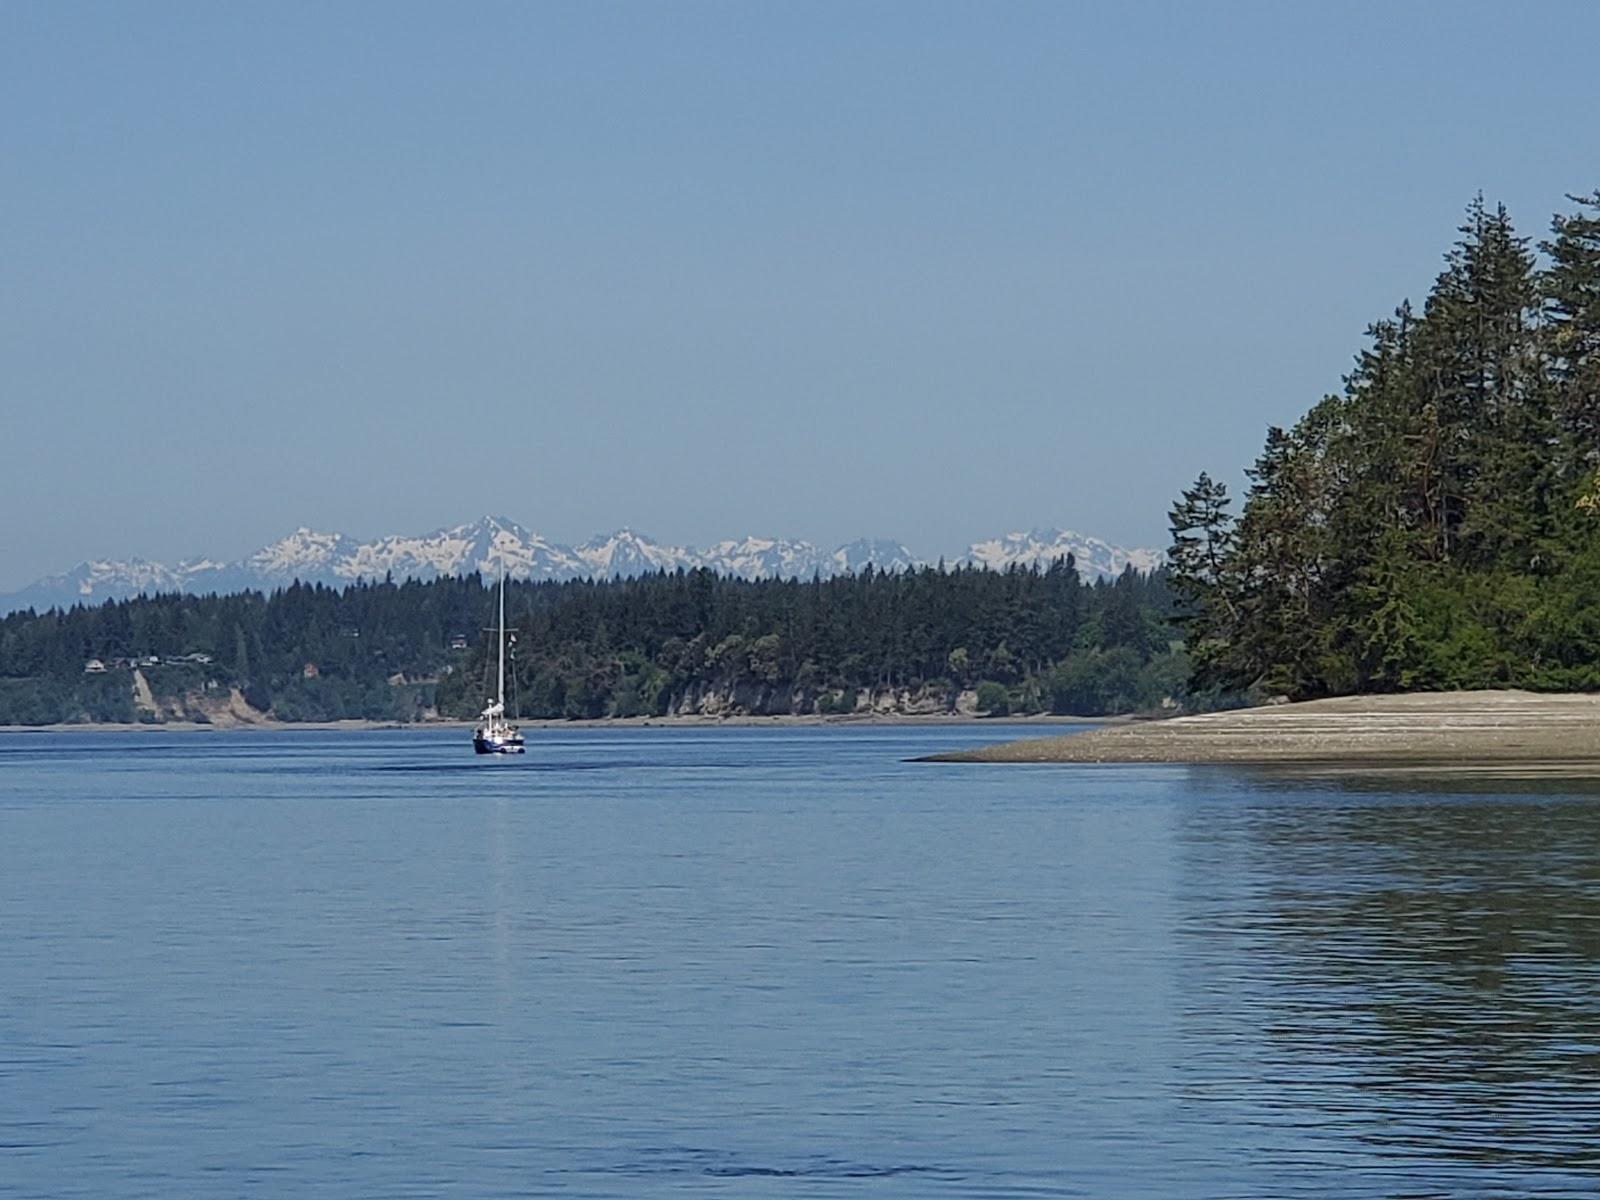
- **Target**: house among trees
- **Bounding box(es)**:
[4,551,1178,724]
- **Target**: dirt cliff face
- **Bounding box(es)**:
[98,674,984,725]
[670,682,975,718]
[123,672,268,726]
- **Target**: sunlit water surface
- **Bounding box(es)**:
[3,726,1599,1198]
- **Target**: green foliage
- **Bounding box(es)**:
[609,656,671,718]
[1044,646,1173,716]
[974,681,1010,716]
[0,558,1182,723]
[432,562,1179,720]
[77,674,136,723]
[1172,191,1600,699]
[0,678,74,725]
[0,577,482,725]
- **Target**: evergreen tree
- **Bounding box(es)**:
[1173,189,1600,700]
[0,554,1188,724]
[1543,191,1600,472]
[1167,471,1236,686]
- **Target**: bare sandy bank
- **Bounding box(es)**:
[920,691,1600,768]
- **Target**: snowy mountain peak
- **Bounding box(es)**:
[467,515,534,541]
[0,519,1163,614]
[698,536,830,581]
[962,528,1163,578]
[833,538,919,575]
[577,529,691,577]
[249,529,353,580]
[332,515,577,583]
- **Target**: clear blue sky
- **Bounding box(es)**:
[4,1,1599,589]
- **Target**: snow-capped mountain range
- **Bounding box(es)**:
[0,518,1162,614]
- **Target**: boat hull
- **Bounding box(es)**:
[473,734,525,755]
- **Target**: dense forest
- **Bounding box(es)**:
[0,563,1182,725]
[1171,191,1600,699]
[19,192,1592,724]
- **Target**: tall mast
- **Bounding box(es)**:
[497,566,506,711]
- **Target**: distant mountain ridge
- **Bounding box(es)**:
[0,517,1162,614]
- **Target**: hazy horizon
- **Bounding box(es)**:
[6,1,1600,590]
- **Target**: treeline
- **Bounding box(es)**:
[1172,191,1600,698]
[439,562,1182,720]
[0,577,486,724]
[0,563,1183,725]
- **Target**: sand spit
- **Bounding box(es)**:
[921,691,1600,768]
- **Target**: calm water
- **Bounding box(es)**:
[3,726,1600,1198]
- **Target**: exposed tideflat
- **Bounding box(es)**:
[920,690,1600,768]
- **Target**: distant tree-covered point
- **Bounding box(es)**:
[0,563,1184,726]
[1172,191,1600,699]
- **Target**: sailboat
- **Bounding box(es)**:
[473,568,525,755]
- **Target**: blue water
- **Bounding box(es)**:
[3,726,1599,1198]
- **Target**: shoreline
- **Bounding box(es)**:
[919,690,1600,768]
[1,712,1118,734]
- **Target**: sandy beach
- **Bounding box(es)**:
[921,690,1600,769]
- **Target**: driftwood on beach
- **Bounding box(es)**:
[921,691,1600,768]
